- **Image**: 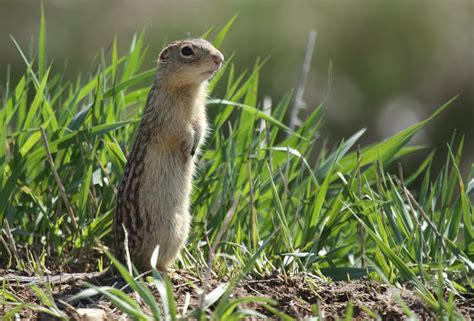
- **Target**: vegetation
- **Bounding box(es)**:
[0,14,472,319]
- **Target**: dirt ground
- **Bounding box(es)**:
[1,269,473,320]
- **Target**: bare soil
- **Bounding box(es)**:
[1,269,472,320]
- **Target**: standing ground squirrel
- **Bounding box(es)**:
[114,39,224,271]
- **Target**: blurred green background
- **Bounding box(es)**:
[1,0,472,173]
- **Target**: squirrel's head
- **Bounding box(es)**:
[157,38,224,87]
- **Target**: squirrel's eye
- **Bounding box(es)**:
[181,46,194,56]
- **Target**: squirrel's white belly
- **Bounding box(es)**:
[137,146,194,266]
[140,145,194,214]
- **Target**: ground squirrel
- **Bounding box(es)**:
[114,39,224,271]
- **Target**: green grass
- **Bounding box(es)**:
[0,13,473,320]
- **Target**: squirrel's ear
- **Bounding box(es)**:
[158,47,170,62]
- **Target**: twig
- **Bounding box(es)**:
[122,223,133,275]
[395,176,443,242]
[397,167,426,284]
[289,30,317,132]
[2,220,20,266]
[114,229,146,304]
[247,147,258,249]
[40,127,78,229]
[357,145,365,268]
[0,270,109,287]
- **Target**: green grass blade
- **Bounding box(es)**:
[39,4,47,81]
[213,14,238,48]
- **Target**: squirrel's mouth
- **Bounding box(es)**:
[201,70,217,77]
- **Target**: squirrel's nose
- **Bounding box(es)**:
[211,53,223,65]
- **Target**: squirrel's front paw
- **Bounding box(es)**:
[181,139,194,162]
